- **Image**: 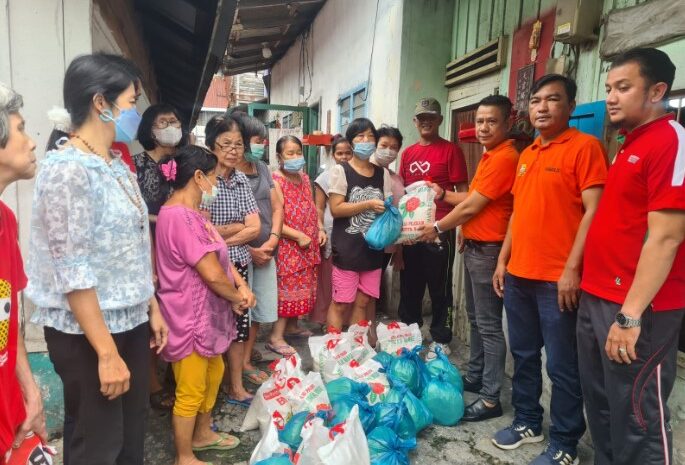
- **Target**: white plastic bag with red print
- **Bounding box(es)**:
[377,321,423,355]
[317,405,370,465]
[395,180,436,243]
[241,354,304,433]
[287,371,331,413]
[293,416,330,465]
[320,335,375,383]
[309,330,344,373]
[249,420,293,465]
[340,358,390,404]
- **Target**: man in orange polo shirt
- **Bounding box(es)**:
[419,95,518,422]
[491,75,608,465]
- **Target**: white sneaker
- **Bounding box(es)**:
[425,341,451,361]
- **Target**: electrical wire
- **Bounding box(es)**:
[362,0,381,102]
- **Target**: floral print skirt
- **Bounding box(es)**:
[277,266,318,318]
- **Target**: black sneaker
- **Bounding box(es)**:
[462,375,482,393]
[529,444,579,465]
[492,422,544,450]
[462,398,503,422]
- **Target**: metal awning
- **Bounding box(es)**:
[133,0,238,125]
[222,0,326,76]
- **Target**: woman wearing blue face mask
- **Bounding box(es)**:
[327,118,394,333]
[270,136,324,355]
[26,53,168,465]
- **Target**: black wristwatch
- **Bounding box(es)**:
[615,312,641,328]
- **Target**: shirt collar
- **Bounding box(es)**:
[530,127,577,151]
[483,139,515,159]
[217,170,246,187]
[620,113,674,146]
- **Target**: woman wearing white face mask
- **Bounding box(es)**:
[134,103,188,411]
[134,104,187,234]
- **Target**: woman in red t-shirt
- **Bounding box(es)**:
[0,82,48,461]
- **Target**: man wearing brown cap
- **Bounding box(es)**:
[398,97,468,360]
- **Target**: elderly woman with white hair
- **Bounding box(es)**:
[0,82,51,462]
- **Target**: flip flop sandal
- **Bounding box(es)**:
[242,368,269,385]
[250,349,263,362]
[265,342,297,357]
[225,396,253,408]
[149,388,175,410]
[284,329,314,338]
[192,433,240,452]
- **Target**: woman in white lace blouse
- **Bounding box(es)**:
[26,53,168,465]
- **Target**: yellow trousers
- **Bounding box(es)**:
[171,351,224,418]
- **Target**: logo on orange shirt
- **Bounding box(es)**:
[518,164,527,177]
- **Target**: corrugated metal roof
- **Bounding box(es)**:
[133,0,237,125]
[222,0,326,76]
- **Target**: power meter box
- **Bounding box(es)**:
[554,0,602,44]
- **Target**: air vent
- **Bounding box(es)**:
[445,36,507,88]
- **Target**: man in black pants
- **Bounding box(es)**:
[397,98,468,360]
[579,48,685,465]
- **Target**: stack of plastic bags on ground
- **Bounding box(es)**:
[244,321,465,465]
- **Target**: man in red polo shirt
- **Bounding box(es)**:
[398,97,468,360]
[579,48,684,465]
[0,83,47,464]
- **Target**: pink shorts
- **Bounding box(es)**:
[331,266,382,303]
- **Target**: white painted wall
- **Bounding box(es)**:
[0,0,92,350]
[270,0,403,142]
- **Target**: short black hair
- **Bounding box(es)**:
[478,95,513,120]
[63,53,141,128]
[137,103,188,150]
[204,114,249,151]
[377,125,403,149]
[345,117,378,145]
[611,47,676,99]
[331,134,350,152]
[275,135,303,157]
[169,145,218,190]
[530,74,577,103]
[228,109,268,140]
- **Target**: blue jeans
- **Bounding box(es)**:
[464,243,506,404]
[504,273,586,453]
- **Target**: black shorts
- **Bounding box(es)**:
[234,262,250,342]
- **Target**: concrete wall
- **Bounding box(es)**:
[269,0,403,151]
[396,0,455,144]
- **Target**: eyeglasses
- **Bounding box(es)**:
[216,143,245,153]
[155,119,181,129]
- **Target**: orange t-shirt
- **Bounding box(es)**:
[462,140,519,242]
[507,127,608,282]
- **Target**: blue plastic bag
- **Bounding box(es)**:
[426,345,463,393]
[421,371,464,426]
[373,351,394,371]
[254,453,294,465]
[386,377,433,432]
[331,394,378,433]
[367,426,417,465]
[326,377,371,402]
[365,196,402,250]
[278,411,309,450]
[388,347,430,396]
[375,401,417,440]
